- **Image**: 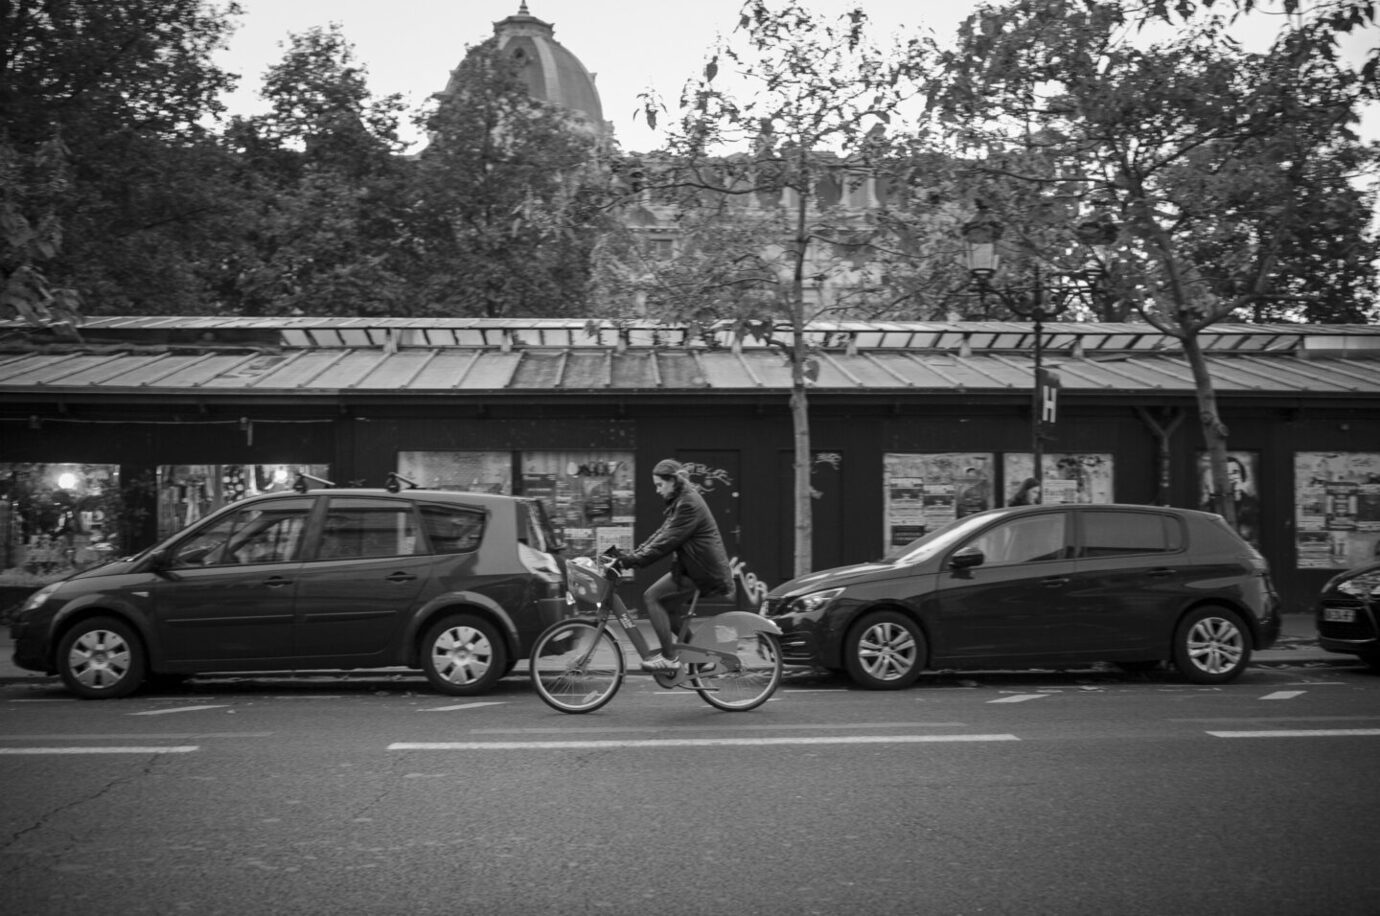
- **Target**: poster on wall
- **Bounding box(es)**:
[397,451,512,493]
[883,453,994,547]
[1294,452,1380,569]
[1002,453,1114,506]
[1197,451,1261,546]
[520,451,635,558]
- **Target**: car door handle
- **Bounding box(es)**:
[1040,576,1069,587]
[263,576,293,588]
[385,572,418,583]
[1147,568,1176,578]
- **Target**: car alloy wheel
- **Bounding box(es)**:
[421,613,507,696]
[1173,606,1250,684]
[844,610,925,690]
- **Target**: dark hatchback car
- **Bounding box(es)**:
[10,488,568,699]
[1315,561,1380,670]
[764,503,1280,689]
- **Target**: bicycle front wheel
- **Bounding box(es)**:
[529,621,624,714]
[692,632,783,711]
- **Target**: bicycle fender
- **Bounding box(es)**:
[686,611,782,650]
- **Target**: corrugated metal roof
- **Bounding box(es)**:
[1,318,1378,399]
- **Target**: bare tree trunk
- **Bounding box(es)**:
[1182,333,1237,528]
[790,146,813,578]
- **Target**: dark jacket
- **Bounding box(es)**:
[628,479,734,596]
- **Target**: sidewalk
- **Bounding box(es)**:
[0,614,1351,686]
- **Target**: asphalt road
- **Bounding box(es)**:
[2,659,1378,916]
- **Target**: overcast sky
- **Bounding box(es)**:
[213,0,1379,153]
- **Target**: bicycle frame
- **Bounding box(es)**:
[565,556,780,687]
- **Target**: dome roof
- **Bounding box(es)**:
[491,3,606,131]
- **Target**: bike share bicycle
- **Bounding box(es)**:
[529,551,784,713]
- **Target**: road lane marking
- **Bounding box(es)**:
[471,722,970,734]
[0,733,270,740]
[418,702,507,712]
[1208,729,1380,738]
[389,735,1019,751]
[130,705,229,716]
[1260,691,1306,700]
[0,746,200,754]
[989,694,1048,704]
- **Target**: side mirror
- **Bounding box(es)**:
[950,546,985,570]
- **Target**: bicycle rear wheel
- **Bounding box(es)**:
[530,621,624,713]
[692,632,783,711]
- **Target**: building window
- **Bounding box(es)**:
[156,465,329,539]
[397,451,512,493]
[0,463,123,576]
[520,451,635,557]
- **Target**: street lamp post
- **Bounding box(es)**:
[960,204,1112,501]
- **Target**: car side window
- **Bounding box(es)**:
[318,498,423,560]
[418,504,487,555]
[170,499,313,568]
[1079,512,1179,557]
[965,513,1068,566]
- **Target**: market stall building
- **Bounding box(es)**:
[2,316,1378,614]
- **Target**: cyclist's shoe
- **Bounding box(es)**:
[641,653,682,672]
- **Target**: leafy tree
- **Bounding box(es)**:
[405,40,613,318]
[219,23,415,316]
[630,0,930,576]
[936,0,1380,524]
[0,0,244,317]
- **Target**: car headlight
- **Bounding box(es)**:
[18,582,62,615]
[1337,575,1380,598]
[792,588,844,615]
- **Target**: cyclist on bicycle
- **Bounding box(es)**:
[613,458,734,671]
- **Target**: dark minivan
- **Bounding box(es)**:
[10,488,568,698]
[764,504,1280,689]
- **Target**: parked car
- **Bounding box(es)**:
[1314,561,1380,670]
[763,503,1280,689]
[10,488,568,699]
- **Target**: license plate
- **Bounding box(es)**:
[1324,607,1356,623]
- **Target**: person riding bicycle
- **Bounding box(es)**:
[613,458,734,672]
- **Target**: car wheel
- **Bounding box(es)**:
[56,616,146,699]
[844,610,925,690]
[421,613,508,696]
[1172,606,1250,684]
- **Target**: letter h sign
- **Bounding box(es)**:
[1034,368,1060,440]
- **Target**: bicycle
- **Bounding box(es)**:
[529,552,784,713]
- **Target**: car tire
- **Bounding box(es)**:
[843,610,925,690]
[1172,606,1250,684]
[56,616,146,699]
[421,613,508,696]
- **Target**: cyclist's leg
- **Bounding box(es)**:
[644,572,695,659]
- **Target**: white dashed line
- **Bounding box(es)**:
[989,694,1048,704]
[418,702,507,712]
[0,746,200,754]
[1207,729,1380,738]
[389,734,1019,750]
[130,705,230,716]
[1260,690,1306,700]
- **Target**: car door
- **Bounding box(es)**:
[153,497,313,664]
[291,495,434,662]
[927,509,1077,661]
[1064,508,1187,653]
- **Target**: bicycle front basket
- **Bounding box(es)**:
[566,556,612,605]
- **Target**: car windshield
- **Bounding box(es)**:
[884,511,999,565]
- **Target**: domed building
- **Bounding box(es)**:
[443,3,611,142]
